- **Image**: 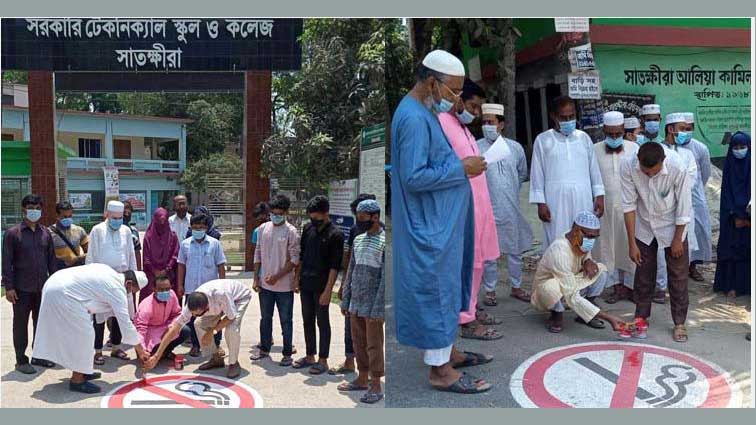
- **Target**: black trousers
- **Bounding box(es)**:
[94,317,123,350]
[300,288,331,358]
[12,290,42,365]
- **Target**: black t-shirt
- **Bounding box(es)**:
[299,221,344,293]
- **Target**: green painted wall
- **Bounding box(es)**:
[514,18,556,51]
[592,18,750,29]
[593,45,751,157]
[1,141,76,177]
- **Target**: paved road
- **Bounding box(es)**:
[1,274,382,408]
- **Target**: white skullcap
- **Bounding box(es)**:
[422,50,465,77]
[574,210,601,230]
[624,117,640,129]
[482,103,504,116]
[641,104,661,116]
[107,200,124,213]
[134,271,148,290]
[603,111,624,126]
[666,112,687,125]
[683,112,695,124]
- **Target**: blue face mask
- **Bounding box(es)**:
[675,131,692,146]
[59,217,73,228]
[644,120,660,134]
[271,214,286,225]
[192,229,206,240]
[26,209,42,223]
[732,147,748,159]
[559,120,577,136]
[482,125,500,142]
[580,236,596,253]
[433,97,454,114]
[605,136,623,149]
[155,290,171,303]
[636,134,647,145]
[456,109,475,125]
[108,218,123,230]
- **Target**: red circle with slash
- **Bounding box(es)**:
[510,342,741,408]
[102,373,262,408]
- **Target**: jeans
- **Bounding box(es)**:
[258,289,294,357]
[12,290,42,364]
[300,288,331,358]
[150,325,192,357]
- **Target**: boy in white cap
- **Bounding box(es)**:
[392,49,491,394]
[531,211,625,334]
[679,112,713,281]
[624,117,642,143]
[477,102,533,305]
[594,111,639,304]
[639,104,662,144]
[85,200,138,364]
[32,264,149,393]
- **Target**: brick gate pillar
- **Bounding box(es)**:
[27,71,59,225]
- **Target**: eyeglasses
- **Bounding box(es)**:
[438,80,463,99]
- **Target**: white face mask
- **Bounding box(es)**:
[482,125,500,142]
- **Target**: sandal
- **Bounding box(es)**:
[93,353,106,366]
[360,392,384,404]
[432,372,492,394]
[292,357,317,369]
[510,290,531,303]
[689,268,705,282]
[459,325,503,340]
[475,313,502,325]
[575,316,606,329]
[250,350,269,361]
[484,292,498,307]
[279,356,293,367]
[111,349,129,360]
[309,363,328,375]
[673,325,688,343]
[337,381,369,392]
[328,364,356,375]
[652,290,666,304]
[453,351,493,369]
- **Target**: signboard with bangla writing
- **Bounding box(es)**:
[1,18,302,72]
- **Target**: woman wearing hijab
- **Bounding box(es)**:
[713,131,751,298]
[142,208,180,300]
[185,206,222,240]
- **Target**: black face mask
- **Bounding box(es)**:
[310,218,324,227]
[356,220,372,233]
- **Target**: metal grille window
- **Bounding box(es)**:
[78,138,102,158]
[1,177,31,230]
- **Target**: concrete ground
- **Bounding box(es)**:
[1,274,383,408]
[385,179,752,408]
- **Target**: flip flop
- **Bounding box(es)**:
[93,353,106,365]
[291,357,317,369]
[337,382,369,392]
[328,365,356,375]
[689,269,705,282]
[453,351,493,369]
[432,373,492,394]
[575,316,606,329]
[459,326,503,340]
[279,356,293,367]
[360,392,384,404]
[249,351,269,361]
[673,325,688,343]
[484,293,498,307]
[111,349,129,360]
[475,313,502,325]
[509,291,531,302]
[309,363,328,375]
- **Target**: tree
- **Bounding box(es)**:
[180,152,243,193]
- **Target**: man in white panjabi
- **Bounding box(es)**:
[32,264,149,394]
[624,117,642,144]
[169,195,192,242]
[85,200,137,363]
[638,103,663,145]
[531,211,625,334]
[530,96,605,251]
[593,111,639,305]
[477,102,533,304]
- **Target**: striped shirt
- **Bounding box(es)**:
[340,228,385,319]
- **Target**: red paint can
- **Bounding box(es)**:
[174,354,185,370]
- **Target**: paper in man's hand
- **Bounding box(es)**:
[482,136,512,165]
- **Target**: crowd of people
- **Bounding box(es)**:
[391,49,751,394]
[3,191,386,404]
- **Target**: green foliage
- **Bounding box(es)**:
[2,71,28,84]
[180,152,243,193]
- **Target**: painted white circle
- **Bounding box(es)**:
[510,342,743,408]
[101,373,264,408]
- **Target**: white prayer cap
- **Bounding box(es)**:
[666,112,687,125]
[107,200,124,213]
[683,112,695,124]
[624,117,640,129]
[422,50,465,77]
[603,111,624,126]
[574,210,601,230]
[134,271,148,290]
[482,103,504,116]
[641,104,661,116]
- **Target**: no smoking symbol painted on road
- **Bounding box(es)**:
[510,342,742,408]
[102,373,264,408]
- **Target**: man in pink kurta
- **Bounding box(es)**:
[438,84,500,340]
[135,275,191,359]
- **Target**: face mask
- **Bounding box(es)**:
[356,220,372,233]
[271,214,286,225]
[559,120,576,136]
[636,134,647,145]
[310,218,324,227]
[644,121,660,134]
[192,229,206,240]
[59,217,73,228]
[26,209,42,223]
[580,236,596,253]
[108,218,123,230]
[732,147,748,159]
[432,82,455,114]
[155,290,171,303]
[482,125,500,142]
[675,131,692,146]
[605,136,623,149]
[456,109,475,125]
